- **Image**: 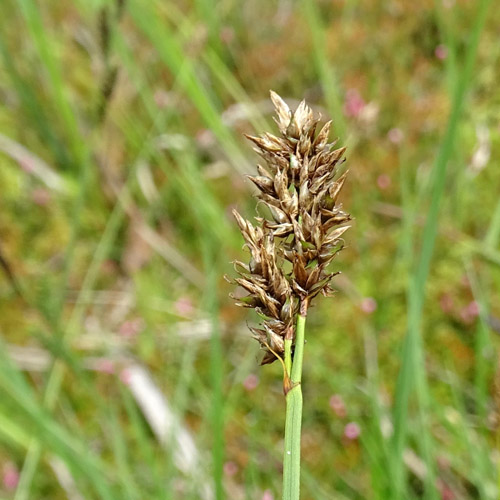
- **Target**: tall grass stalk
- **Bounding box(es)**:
[391,0,492,497]
[229,93,350,499]
[283,302,307,500]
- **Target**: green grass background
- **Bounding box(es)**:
[1,0,500,498]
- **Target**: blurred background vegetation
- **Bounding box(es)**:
[0,0,499,499]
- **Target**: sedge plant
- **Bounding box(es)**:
[229,91,351,500]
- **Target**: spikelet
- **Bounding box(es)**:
[230,91,351,364]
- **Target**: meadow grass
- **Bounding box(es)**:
[0,1,499,499]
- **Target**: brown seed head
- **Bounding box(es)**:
[230,91,350,364]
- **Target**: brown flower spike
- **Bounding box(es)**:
[231,91,351,365]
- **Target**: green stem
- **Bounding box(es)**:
[284,338,292,379]
[283,302,308,500]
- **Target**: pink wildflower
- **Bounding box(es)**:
[343,89,366,118]
[262,490,274,500]
[329,394,347,418]
[437,479,455,500]
[344,422,361,440]
[435,45,448,60]
[223,461,239,476]
[387,128,404,144]
[360,297,377,314]
[120,368,132,386]
[31,188,51,206]
[460,301,480,324]
[174,297,194,316]
[243,374,259,391]
[376,174,391,190]
[95,358,115,374]
[119,318,144,338]
[19,158,34,173]
[154,90,172,109]
[2,462,19,491]
[196,129,215,148]
[466,301,480,317]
